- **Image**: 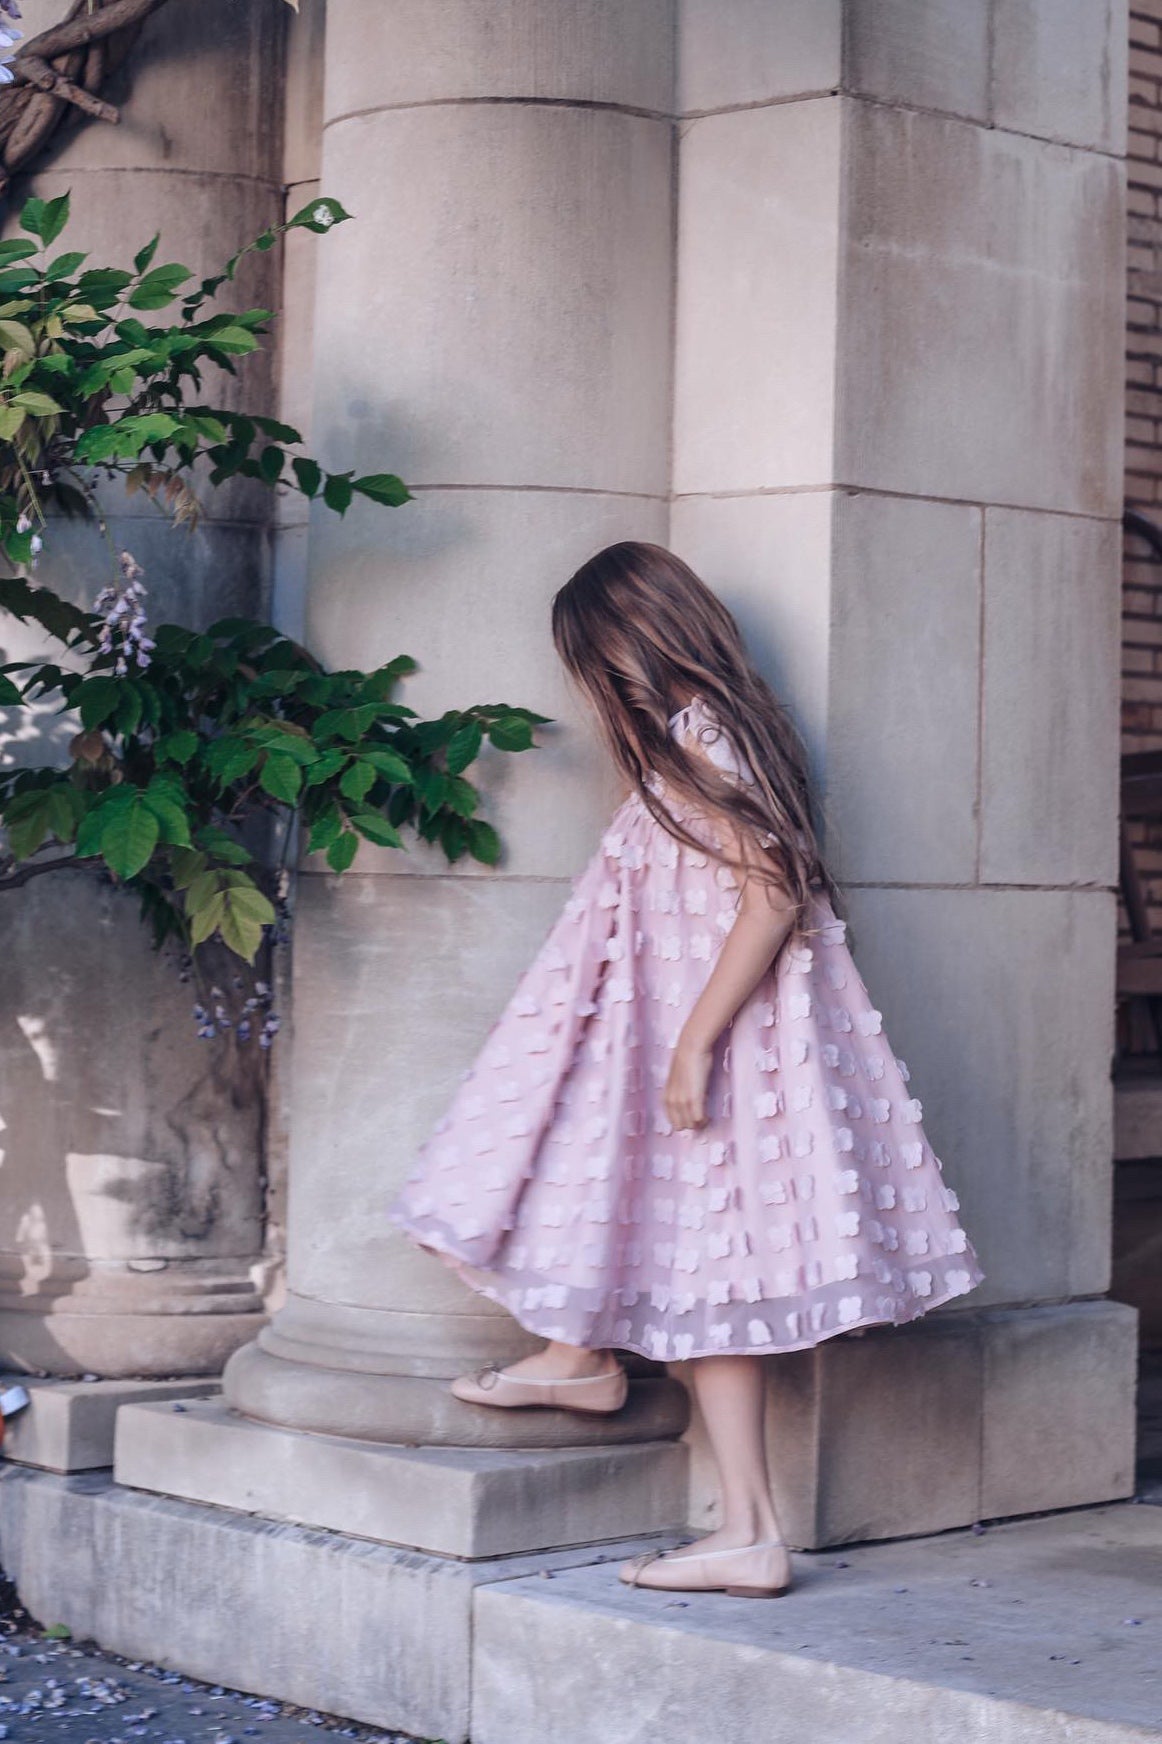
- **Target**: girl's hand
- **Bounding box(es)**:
[664,1037,713,1132]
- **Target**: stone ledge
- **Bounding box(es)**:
[1,1378,223,1473]
[473,1500,1162,1744]
[0,1466,682,1744]
[113,1397,689,1559]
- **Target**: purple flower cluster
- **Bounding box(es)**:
[0,2,20,83]
[192,977,281,1047]
[93,551,156,676]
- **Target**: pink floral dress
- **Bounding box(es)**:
[389,697,985,1360]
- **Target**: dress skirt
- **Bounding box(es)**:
[388,740,986,1363]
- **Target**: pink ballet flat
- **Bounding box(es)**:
[618,1538,792,1597]
[449,1361,629,1414]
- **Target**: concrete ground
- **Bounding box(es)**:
[0,1573,413,1744]
[4,1488,1161,1744]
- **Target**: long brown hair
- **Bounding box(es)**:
[551,540,844,939]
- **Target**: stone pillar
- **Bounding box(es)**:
[670,0,1137,1541]
[0,0,287,1383]
[222,0,688,1451]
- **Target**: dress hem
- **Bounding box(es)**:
[389,1207,987,1362]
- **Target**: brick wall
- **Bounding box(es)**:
[1126,6,1162,761]
[1123,8,1162,1049]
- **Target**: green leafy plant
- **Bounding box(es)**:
[0,191,547,1039]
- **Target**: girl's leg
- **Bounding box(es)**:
[616,1353,792,1586]
[679,1354,785,1553]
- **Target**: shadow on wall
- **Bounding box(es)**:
[0,868,268,1378]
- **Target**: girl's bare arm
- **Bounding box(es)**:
[663,831,797,1133]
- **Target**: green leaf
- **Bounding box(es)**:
[40,195,71,249]
[45,250,87,281]
[134,234,160,274]
[360,746,412,784]
[289,196,353,232]
[0,318,35,355]
[445,720,483,775]
[188,887,227,948]
[444,774,478,818]
[74,675,123,729]
[0,405,24,441]
[114,684,143,737]
[488,715,535,752]
[0,239,37,265]
[339,759,376,803]
[101,796,160,880]
[128,262,193,310]
[313,702,381,741]
[218,880,276,962]
[251,415,303,443]
[292,456,321,498]
[156,728,198,766]
[169,846,207,890]
[44,784,82,844]
[259,443,284,485]
[259,751,303,804]
[193,824,252,864]
[307,804,343,853]
[141,785,191,847]
[469,818,502,866]
[202,324,259,354]
[352,472,411,508]
[325,829,359,873]
[322,473,354,516]
[20,192,70,246]
[440,813,468,862]
[11,389,63,417]
[42,1623,71,1642]
[3,790,54,859]
[205,737,260,787]
[0,672,21,704]
[303,749,348,786]
[413,766,447,813]
[350,809,403,848]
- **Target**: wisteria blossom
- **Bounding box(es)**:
[0,3,19,82]
[92,551,156,675]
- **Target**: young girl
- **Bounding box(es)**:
[389,541,985,1600]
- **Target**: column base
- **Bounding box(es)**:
[223,1336,691,1448]
[0,1307,267,1380]
[113,1396,689,1558]
[0,1259,267,1379]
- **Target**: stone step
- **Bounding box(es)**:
[473,1501,1162,1744]
[3,1469,1160,1743]
[113,1396,688,1559]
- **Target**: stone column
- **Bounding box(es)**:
[670,0,1137,1542]
[222,0,688,1451]
[0,0,287,1385]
